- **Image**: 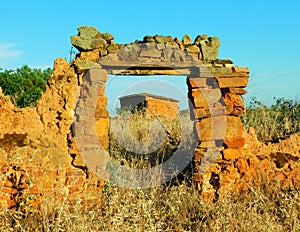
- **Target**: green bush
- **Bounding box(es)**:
[241,97,300,142]
[0,65,52,107]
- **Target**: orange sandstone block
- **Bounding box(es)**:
[223,148,243,160]
[95,118,109,137]
[191,89,222,108]
[195,116,244,142]
[224,137,245,148]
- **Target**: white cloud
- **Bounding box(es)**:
[0,43,23,65]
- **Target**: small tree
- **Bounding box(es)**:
[0,65,52,107]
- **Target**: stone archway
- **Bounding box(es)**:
[72,26,249,200]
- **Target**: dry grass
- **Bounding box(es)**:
[1,104,300,231]
[1,183,300,231]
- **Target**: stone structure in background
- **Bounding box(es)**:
[1,26,300,209]
[119,93,179,120]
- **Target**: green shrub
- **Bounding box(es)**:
[241,97,300,142]
[0,65,52,107]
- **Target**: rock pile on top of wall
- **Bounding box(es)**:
[70,25,221,72]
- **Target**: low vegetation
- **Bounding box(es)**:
[242,97,300,142]
[0,65,51,107]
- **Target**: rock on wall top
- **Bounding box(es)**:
[70,25,221,62]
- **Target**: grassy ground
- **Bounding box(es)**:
[1,99,300,231]
[1,182,299,231]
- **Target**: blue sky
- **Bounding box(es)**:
[1,0,300,108]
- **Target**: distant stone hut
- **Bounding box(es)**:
[119,93,179,120]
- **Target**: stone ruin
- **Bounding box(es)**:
[0,26,300,209]
[119,93,180,120]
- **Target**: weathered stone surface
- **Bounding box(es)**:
[174,37,184,49]
[191,89,222,108]
[143,35,155,43]
[223,148,243,160]
[187,77,218,88]
[223,93,245,109]
[107,43,119,53]
[171,50,185,61]
[71,26,107,51]
[80,49,101,62]
[154,35,173,43]
[208,37,221,47]
[140,49,162,58]
[185,45,200,54]
[166,41,179,49]
[74,59,98,72]
[156,43,165,50]
[196,116,244,141]
[193,106,231,119]
[71,36,107,51]
[162,48,174,59]
[201,46,219,61]
[216,77,249,88]
[194,34,208,45]
[0,57,107,209]
[194,35,220,61]
[78,26,100,37]
[232,66,250,73]
[95,118,109,137]
[101,32,114,41]
[182,34,193,45]
[228,87,248,95]
[224,137,246,148]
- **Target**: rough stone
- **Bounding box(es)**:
[185,45,200,54]
[140,49,162,58]
[143,35,155,43]
[78,26,100,38]
[70,26,108,51]
[182,34,193,45]
[233,66,250,73]
[101,32,114,41]
[165,41,179,49]
[154,35,173,43]
[201,46,219,61]
[107,43,119,53]
[194,35,220,61]
[223,148,243,160]
[71,36,107,51]
[216,77,249,88]
[196,116,244,141]
[191,89,222,108]
[74,59,98,72]
[194,34,208,45]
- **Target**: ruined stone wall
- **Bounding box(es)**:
[69,25,300,201]
[0,58,105,210]
[145,97,179,120]
[70,26,252,200]
[1,25,299,209]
